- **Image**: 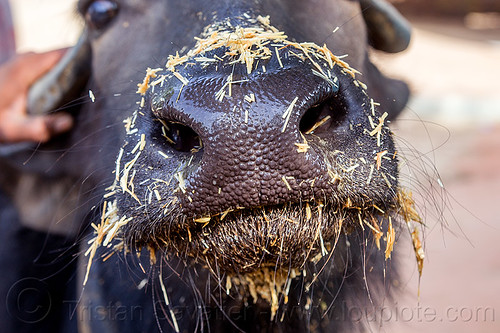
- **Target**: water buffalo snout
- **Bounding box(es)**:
[151,67,349,218]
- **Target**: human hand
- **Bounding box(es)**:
[0,50,74,144]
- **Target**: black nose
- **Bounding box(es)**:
[152,66,354,218]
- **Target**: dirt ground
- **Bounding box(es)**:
[8,1,500,332]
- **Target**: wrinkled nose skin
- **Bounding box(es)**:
[179,69,334,217]
[150,56,390,219]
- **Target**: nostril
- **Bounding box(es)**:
[158,120,203,153]
[299,96,346,135]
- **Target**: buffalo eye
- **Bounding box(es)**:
[85,1,119,30]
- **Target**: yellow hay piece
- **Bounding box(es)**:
[369,112,388,147]
[295,134,310,153]
[411,227,425,277]
[397,189,425,276]
[230,268,299,320]
[385,218,395,260]
[304,115,331,135]
[397,189,422,224]
[137,67,162,95]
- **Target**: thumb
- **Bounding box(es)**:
[16,50,66,87]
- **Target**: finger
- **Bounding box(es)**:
[0,50,66,99]
[0,117,50,144]
[0,97,72,144]
[11,114,74,143]
[16,50,66,86]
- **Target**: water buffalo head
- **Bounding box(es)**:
[9,0,422,330]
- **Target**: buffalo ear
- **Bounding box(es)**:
[364,57,410,120]
[360,0,411,53]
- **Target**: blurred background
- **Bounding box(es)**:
[6,0,500,332]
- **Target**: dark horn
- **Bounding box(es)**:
[360,0,411,53]
[27,29,91,115]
